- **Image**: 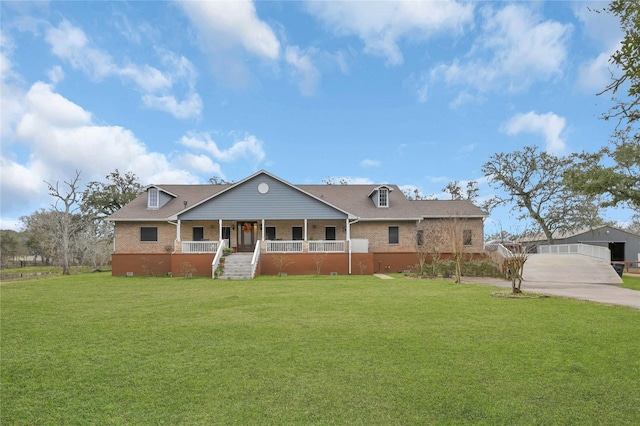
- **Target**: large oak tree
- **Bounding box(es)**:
[482,146,601,245]
[565,1,639,212]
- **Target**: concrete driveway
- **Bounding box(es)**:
[467,254,639,309]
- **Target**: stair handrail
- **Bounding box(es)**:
[496,243,515,258]
[250,240,261,279]
[211,239,227,279]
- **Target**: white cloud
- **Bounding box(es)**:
[459,143,476,154]
[45,20,115,79]
[178,0,280,61]
[18,81,92,128]
[44,20,201,119]
[179,153,224,176]
[431,4,572,95]
[179,132,266,165]
[142,93,203,120]
[0,32,25,141]
[573,2,621,47]
[47,65,64,84]
[176,0,280,88]
[502,111,567,153]
[449,91,480,109]
[323,176,375,185]
[306,1,474,65]
[119,62,172,93]
[0,81,203,222]
[404,73,429,103]
[285,46,321,96]
[360,159,381,168]
[577,51,616,93]
[573,3,622,94]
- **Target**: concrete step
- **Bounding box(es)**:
[218,253,254,279]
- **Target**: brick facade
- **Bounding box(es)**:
[114,222,176,254]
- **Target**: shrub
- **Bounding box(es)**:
[462,259,503,277]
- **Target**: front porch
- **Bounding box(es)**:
[175,218,353,254]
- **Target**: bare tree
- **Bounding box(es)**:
[502,245,530,294]
[404,188,436,200]
[45,171,86,275]
[313,254,326,275]
[438,217,471,284]
[415,224,445,276]
[273,255,294,276]
[442,181,479,202]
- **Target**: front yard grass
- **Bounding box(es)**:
[621,273,640,291]
[2,274,638,425]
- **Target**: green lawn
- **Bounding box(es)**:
[621,273,640,291]
[2,274,639,425]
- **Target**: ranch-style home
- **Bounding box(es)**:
[108,170,487,278]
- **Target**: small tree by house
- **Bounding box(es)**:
[502,245,529,294]
[415,225,446,277]
[273,255,294,277]
[438,217,472,284]
[313,254,326,275]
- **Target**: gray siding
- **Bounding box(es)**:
[556,227,640,263]
[158,190,173,208]
[179,174,347,220]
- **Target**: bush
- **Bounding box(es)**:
[413,258,502,279]
[462,259,503,277]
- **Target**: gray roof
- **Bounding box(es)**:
[299,185,486,220]
[107,184,229,221]
[108,171,487,222]
[525,225,640,242]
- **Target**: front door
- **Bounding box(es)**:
[238,222,257,252]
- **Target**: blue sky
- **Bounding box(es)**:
[0,1,633,234]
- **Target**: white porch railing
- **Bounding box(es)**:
[309,240,346,253]
[211,240,227,279]
[265,240,303,253]
[537,243,610,262]
[183,241,218,253]
[264,240,347,253]
[251,241,261,279]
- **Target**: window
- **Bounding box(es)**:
[265,226,276,240]
[325,226,336,240]
[379,188,389,207]
[192,227,204,241]
[388,226,399,244]
[140,227,158,242]
[463,230,472,246]
[222,226,231,241]
[292,227,303,240]
[416,230,424,246]
[222,226,231,247]
[147,188,159,208]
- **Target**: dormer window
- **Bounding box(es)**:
[148,188,159,209]
[368,185,393,208]
[379,187,389,208]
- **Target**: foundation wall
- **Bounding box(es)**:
[258,252,373,276]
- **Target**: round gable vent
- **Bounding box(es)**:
[258,182,269,194]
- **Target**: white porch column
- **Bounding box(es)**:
[304,219,308,241]
[177,219,181,241]
[219,219,223,241]
[347,218,351,274]
[262,219,265,240]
